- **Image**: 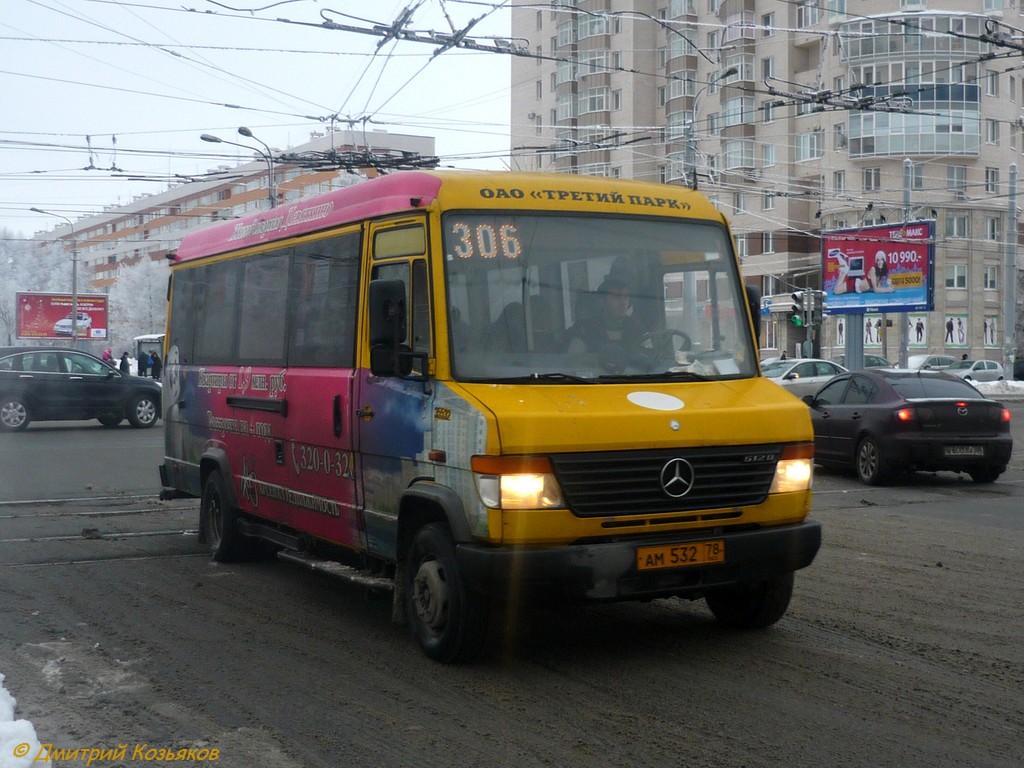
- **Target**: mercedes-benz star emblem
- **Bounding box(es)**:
[660,458,695,498]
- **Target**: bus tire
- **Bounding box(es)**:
[405,522,488,663]
[202,471,257,562]
[704,572,794,629]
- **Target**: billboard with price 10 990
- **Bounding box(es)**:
[821,221,935,315]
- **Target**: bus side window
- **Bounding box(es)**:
[373,259,431,375]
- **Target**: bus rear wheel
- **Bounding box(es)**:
[405,522,488,663]
[201,471,263,562]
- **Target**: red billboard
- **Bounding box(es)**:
[16,292,109,340]
[821,221,935,314]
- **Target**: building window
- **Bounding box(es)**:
[912,163,924,190]
[797,1,820,27]
[723,97,755,127]
[735,234,748,259]
[796,129,824,161]
[762,144,776,167]
[863,167,881,192]
[763,189,775,211]
[761,57,774,81]
[658,87,667,106]
[612,89,622,111]
[763,231,775,253]
[834,123,847,150]
[986,167,1000,193]
[986,119,999,144]
[536,80,543,99]
[946,213,969,239]
[984,266,998,290]
[945,263,967,289]
[947,165,967,199]
[762,101,776,123]
[834,170,846,195]
[985,217,1000,241]
[761,12,775,35]
[986,69,999,97]
[733,192,745,213]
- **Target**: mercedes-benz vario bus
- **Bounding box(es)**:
[159,170,820,662]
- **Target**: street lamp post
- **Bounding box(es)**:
[201,128,277,209]
[30,207,79,347]
[685,67,738,191]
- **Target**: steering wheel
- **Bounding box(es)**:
[638,329,692,355]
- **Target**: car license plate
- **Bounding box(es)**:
[944,445,984,457]
[636,540,725,571]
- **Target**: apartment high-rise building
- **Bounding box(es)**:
[511,1,1023,365]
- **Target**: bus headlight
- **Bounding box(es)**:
[471,456,564,509]
[769,443,814,493]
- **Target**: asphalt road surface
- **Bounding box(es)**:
[0,416,1022,767]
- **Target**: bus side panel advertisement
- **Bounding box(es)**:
[821,221,935,314]
[16,292,110,340]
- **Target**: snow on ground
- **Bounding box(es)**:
[0,674,48,767]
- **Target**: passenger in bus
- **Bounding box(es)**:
[568,276,643,355]
[487,302,527,353]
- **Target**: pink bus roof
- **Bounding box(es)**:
[173,171,444,262]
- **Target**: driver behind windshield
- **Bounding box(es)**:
[568,276,645,355]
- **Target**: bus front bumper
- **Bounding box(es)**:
[456,521,822,602]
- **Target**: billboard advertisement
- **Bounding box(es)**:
[821,221,935,314]
[16,292,109,340]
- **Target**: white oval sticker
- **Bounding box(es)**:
[626,391,684,411]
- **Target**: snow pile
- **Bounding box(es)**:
[972,379,1024,399]
[0,674,48,768]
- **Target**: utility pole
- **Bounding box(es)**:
[1005,163,1018,373]
[900,158,911,368]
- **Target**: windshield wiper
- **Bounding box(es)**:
[487,372,594,384]
[597,370,711,383]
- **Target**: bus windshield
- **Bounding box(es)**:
[443,212,756,382]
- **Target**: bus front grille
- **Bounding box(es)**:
[549,446,779,517]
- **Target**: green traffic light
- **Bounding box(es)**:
[791,315,805,327]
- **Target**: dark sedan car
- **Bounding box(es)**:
[802,369,1012,485]
[0,347,161,432]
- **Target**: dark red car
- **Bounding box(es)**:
[802,369,1012,485]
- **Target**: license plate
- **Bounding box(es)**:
[636,540,725,571]
[944,445,984,457]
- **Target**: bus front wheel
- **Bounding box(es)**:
[704,572,794,629]
[405,523,488,663]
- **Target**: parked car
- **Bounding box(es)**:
[761,358,848,398]
[832,354,893,369]
[0,347,161,432]
[802,369,1012,485]
[906,353,956,371]
[52,311,92,337]
[945,359,1005,382]
[1016,358,1024,381]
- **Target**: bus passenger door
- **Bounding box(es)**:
[356,219,433,560]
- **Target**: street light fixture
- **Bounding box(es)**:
[201,128,277,209]
[30,206,80,347]
[685,66,738,191]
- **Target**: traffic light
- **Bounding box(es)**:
[788,291,806,327]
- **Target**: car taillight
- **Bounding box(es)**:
[1001,408,1011,423]
[895,407,915,422]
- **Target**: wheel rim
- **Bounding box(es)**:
[135,398,156,425]
[858,439,879,480]
[1,401,26,428]
[412,558,449,636]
